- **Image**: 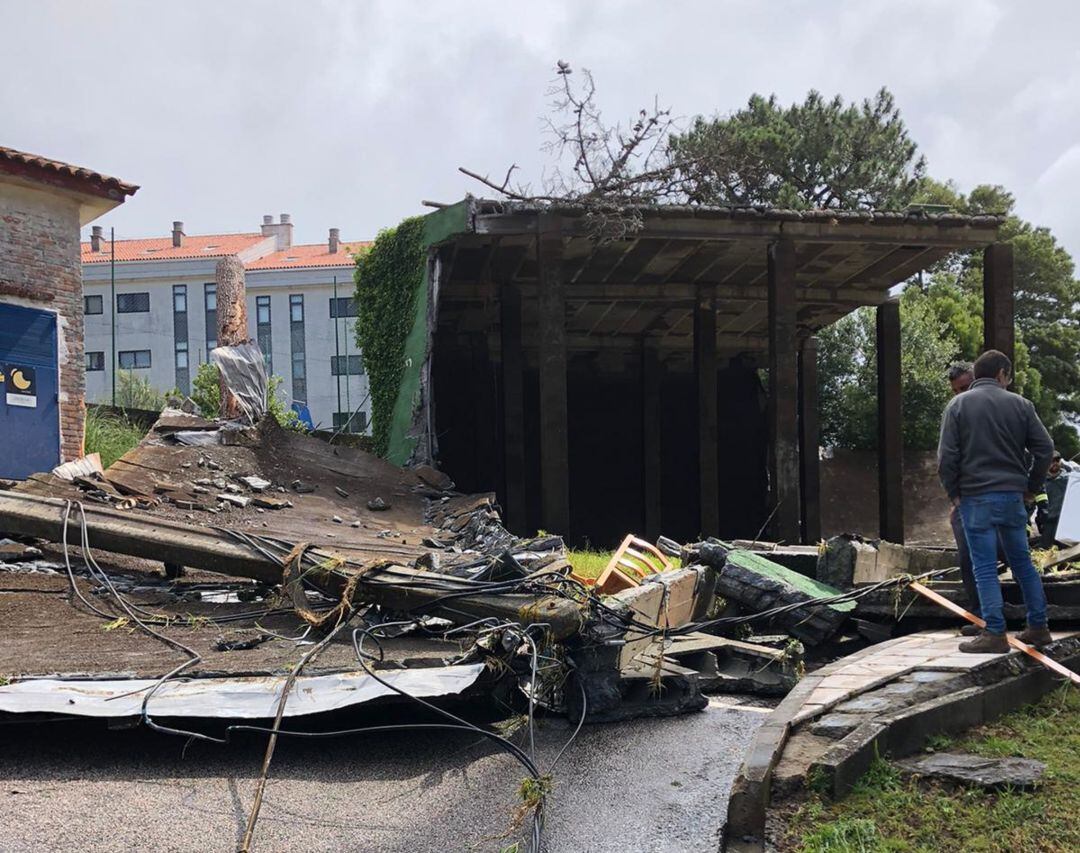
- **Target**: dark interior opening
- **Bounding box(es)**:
[431,323,769,548]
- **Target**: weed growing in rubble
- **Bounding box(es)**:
[84,407,144,468]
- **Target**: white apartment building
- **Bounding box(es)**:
[81,215,371,433]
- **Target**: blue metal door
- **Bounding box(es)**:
[0,303,61,479]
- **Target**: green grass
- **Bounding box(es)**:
[782,686,1080,852]
[84,407,144,468]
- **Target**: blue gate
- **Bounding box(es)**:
[0,303,61,479]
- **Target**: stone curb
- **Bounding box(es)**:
[722,635,1080,851]
[812,645,1080,797]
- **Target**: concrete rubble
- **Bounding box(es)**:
[895,752,1047,791]
[0,409,825,735]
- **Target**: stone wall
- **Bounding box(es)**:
[0,180,85,462]
[820,449,953,545]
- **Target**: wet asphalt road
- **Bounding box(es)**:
[0,696,771,852]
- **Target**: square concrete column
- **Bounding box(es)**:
[695,284,719,538]
[500,282,526,534]
[768,239,800,543]
[537,214,570,537]
[983,242,1015,367]
[642,339,662,541]
[798,336,821,544]
[876,297,904,543]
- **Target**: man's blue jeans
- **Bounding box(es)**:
[959,491,1047,635]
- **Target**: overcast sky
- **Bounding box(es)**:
[4,1,1079,258]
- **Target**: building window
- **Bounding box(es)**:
[118,349,151,369]
[329,296,358,318]
[330,354,364,375]
[85,351,105,372]
[173,284,189,393]
[255,295,272,372]
[204,283,217,351]
[117,292,150,313]
[333,411,368,433]
[289,294,306,403]
[84,294,103,315]
[290,294,304,323]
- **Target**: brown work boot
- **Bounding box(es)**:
[1016,625,1053,648]
[959,631,1009,654]
[960,624,981,637]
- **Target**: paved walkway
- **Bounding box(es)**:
[790,629,1065,725]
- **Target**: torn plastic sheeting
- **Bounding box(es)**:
[210,341,268,424]
[0,664,485,719]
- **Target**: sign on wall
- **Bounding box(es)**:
[2,365,37,408]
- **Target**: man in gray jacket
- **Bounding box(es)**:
[937,349,1055,653]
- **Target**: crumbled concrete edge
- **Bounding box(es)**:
[722,636,1080,850]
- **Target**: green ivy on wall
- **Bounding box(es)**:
[353,216,426,457]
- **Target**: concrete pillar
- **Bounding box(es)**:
[798,336,821,544]
[876,298,904,543]
[500,282,526,533]
[768,239,800,543]
[642,339,662,541]
[983,242,1015,367]
[537,214,570,537]
[695,284,719,538]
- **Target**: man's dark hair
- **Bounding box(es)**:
[946,361,973,381]
[973,349,1012,380]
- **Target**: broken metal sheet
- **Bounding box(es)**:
[173,430,223,446]
[0,664,486,719]
[211,342,268,424]
[51,454,104,482]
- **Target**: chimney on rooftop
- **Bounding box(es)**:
[328,227,340,254]
[90,225,103,253]
[172,221,184,248]
[260,213,293,250]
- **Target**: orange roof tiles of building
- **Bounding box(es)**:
[81,233,268,264]
[245,242,370,270]
[0,145,139,200]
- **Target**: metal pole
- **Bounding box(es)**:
[110,227,116,406]
[332,276,342,422]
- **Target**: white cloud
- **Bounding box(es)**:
[1,0,1077,259]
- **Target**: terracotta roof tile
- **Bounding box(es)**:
[82,233,268,264]
[245,242,370,271]
[0,145,138,199]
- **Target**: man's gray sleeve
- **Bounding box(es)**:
[1025,401,1055,494]
[937,404,961,499]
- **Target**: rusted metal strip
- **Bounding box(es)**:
[908,581,1080,686]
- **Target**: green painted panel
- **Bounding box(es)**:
[724,547,855,612]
